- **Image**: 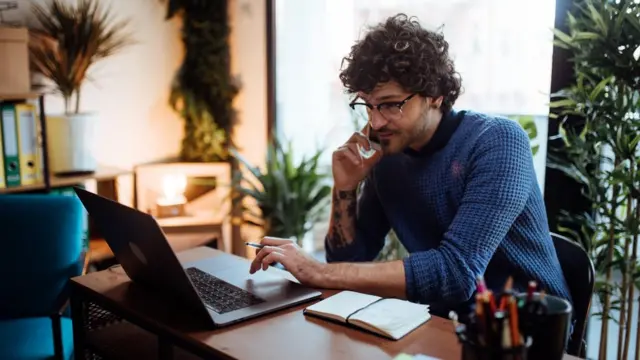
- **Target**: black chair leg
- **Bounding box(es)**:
[51,314,64,360]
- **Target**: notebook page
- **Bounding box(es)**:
[348,298,430,339]
[305,291,381,321]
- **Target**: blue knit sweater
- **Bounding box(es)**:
[325,110,571,316]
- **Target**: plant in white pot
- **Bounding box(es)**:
[28,0,133,174]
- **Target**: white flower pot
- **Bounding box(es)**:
[47,112,98,174]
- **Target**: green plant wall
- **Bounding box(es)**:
[163,0,239,162]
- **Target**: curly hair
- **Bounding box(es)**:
[339,14,462,113]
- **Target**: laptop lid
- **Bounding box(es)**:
[73,187,213,322]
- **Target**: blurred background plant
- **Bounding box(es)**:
[230,135,332,249]
[509,115,540,156]
[29,0,133,114]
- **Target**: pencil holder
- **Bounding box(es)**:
[460,337,532,360]
[515,293,572,360]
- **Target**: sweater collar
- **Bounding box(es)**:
[403,109,466,157]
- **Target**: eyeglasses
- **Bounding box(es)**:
[349,93,417,121]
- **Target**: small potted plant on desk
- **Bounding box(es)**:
[28,0,133,175]
[230,136,332,255]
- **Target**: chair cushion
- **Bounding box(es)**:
[0,316,74,359]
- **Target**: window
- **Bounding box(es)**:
[275,0,557,192]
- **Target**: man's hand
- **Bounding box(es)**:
[249,237,407,299]
[249,237,327,288]
[332,126,382,191]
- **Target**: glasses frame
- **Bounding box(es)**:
[349,93,417,120]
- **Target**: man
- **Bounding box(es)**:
[250,13,571,317]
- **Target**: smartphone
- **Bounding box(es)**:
[367,123,381,146]
[359,124,379,159]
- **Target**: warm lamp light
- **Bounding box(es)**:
[156,173,187,217]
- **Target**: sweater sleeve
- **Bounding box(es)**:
[403,120,534,304]
[325,173,390,262]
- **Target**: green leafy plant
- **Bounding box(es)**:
[547,1,640,358]
[375,230,410,262]
[230,137,332,246]
[509,115,540,156]
[29,0,133,114]
[161,0,239,162]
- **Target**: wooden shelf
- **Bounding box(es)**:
[0,183,46,194]
[0,92,43,101]
[0,166,132,194]
[89,231,219,263]
[51,166,132,188]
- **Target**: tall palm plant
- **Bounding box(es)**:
[548,0,640,358]
[29,0,133,114]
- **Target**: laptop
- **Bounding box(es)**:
[73,187,322,328]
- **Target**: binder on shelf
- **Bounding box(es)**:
[33,101,45,184]
[15,103,39,186]
[0,103,21,187]
[0,121,5,189]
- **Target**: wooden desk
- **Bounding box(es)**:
[69,247,582,360]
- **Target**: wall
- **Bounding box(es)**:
[228,0,268,256]
[9,0,184,205]
[11,0,184,170]
[229,0,267,171]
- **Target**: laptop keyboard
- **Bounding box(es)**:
[185,267,265,314]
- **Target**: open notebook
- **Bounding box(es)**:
[303,291,430,340]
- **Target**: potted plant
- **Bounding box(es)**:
[548,0,640,358]
[230,136,332,252]
[28,0,133,174]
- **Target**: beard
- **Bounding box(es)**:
[378,123,428,155]
[379,135,408,154]
[372,110,433,155]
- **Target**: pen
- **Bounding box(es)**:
[508,295,521,346]
[449,311,469,343]
[499,276,513,311]
[500,314,511,350]
[244,242,265,249]
[476,276,487,293]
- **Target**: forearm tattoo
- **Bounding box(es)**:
[327,189,358,249]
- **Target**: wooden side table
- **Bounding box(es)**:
[88,231,219,271]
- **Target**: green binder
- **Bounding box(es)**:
[1,103,21,187]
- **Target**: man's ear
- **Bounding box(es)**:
[430,96,444,109]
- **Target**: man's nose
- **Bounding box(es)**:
[369,111,388,130]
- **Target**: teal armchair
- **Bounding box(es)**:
[0,194,86,359]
